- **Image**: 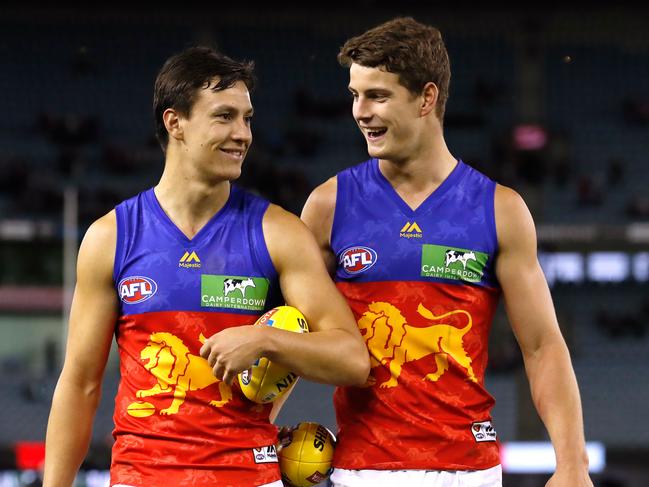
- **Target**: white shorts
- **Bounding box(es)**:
[330,465,502,487]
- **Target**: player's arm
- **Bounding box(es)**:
[263,203,369,384]
[268,179,335,423]
[269,179,335,422]
[300,176,337,275]
[43,212,118,487]
[494,185,592,486]
[200,203,369,387]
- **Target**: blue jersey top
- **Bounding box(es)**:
[114,185,279,315]
[332,158,499,287]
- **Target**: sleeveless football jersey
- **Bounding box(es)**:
[331,159,501,471]
[111,185,282,487]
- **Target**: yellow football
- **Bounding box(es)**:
[279,422,336,487]
[238,306,309,403]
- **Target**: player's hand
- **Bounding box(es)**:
[545,466,593,487]
[199,325,265,384]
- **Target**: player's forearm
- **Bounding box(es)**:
[263,327,370,386]
[44,378,102,487]
[523,339,589,469]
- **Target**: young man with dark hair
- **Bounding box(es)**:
[44,46,369,487]
[301,17,593,487]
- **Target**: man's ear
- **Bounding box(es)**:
[163,108,183,142]
[420,82,438,117]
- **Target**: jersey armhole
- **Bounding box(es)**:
[113,204,127,285]
[487,181,499,256]
[487,181,501,293]
[251,200,279,281]
[330,173,346,255]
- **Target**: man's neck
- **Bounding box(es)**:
[154,165,231,240]
[377,136,457,211]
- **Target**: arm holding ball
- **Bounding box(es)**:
[200,204,370,387]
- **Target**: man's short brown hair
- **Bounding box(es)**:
[153,46,255,152]
[338,17,451,120]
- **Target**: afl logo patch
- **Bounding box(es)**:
[339,246,377,275]
[118,276,158,304]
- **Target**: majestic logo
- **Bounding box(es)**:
[118,276,157,304]
[400,221,423,239]
[471,420,497,442]
[252,445,278,464]
[179,251,201,269]
[357,302,477,388]
[223,277,256,297]
[421,244,488,283]
[339,246,377,275]
[127,332,232,416]
[201,275,269,311]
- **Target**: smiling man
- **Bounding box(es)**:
[43,46,369,487]
[301,17,593,487]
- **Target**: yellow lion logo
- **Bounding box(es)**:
[135,332,232,415]
[358,302,477,388]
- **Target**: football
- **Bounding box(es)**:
[279,422,336,487]
[238,306,309,403]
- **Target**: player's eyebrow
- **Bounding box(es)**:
[366,88,392,96]
[211,104,254,115]
[348,87,392,96]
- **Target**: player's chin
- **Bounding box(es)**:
[222,160,245,181]
[210,166,242,183]
[224,168,243,181]
[366,145,391,160]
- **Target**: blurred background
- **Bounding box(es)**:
[1,3,648,486]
